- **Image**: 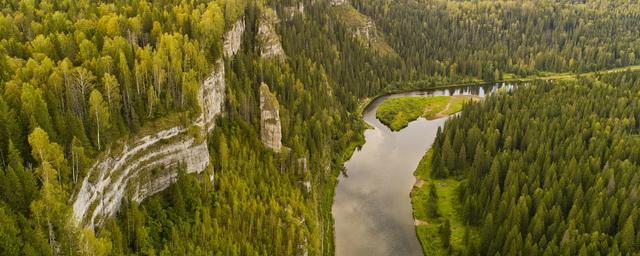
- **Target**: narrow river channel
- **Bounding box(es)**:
[332,83,514,256]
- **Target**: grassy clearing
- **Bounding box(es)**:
[376,95,478,131]
[411,149,477,255]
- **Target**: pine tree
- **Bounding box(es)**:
[620,215,635,253]
[440,219,451,249]
[426,183,440,218]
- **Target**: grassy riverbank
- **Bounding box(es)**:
[376,95,479,131]
[357,64,640,120]
[411,150,478,255]
[347,64,640,255]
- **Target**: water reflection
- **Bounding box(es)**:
[333,83,514,256]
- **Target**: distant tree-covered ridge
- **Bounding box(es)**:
[354,0,640,86]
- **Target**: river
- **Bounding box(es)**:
[332,83,514,256]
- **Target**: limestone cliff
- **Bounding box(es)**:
[72,20,245,227]
[224,19,245,58]
[197,60,226,133]
[259,83,283,152]
[73,60,224,227]
[257,8,286,59]
[331,0,347,6]
[72,125,211,227]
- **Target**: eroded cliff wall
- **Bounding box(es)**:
[72,20,245,227]
[257,8,286,59]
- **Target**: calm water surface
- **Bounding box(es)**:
[332,83,514,256]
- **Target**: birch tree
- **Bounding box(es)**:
[89,90,110,150]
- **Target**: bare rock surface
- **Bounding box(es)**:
[331,0,347,6]
[224,19,245,58]
[257,8,286,59]
[260,83,283,152]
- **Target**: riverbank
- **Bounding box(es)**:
[411,150,475,255]
[357,64,640,117]
[335,64,640,255]
[363,93,480,254]
[403,66,640,255]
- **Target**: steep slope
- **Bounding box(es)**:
[72,20,245,227]
[331,3,397,57]
[257,7,286,59]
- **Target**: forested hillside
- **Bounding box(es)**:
[0,0,247,254]
[354,0,640,85]
[429,72,640,255]
[0,0,397,254]
[2,0,640,255]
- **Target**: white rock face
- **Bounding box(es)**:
[73,19,245,227]
[130,139,210,202]
[355,20,375,42]
[331,0,347,6]
[197,60,226,133]
[297,157,311,192]
[224,19,245,58]
[72,126,210,226]
[260,83,283,152]
[257,8,286,59]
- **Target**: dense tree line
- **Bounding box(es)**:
[430,72,640,255]
[353,0,640,84]
[275,0,405,102]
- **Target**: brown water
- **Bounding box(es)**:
[332,84,513,256]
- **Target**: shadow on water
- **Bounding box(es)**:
[332,83,515,256]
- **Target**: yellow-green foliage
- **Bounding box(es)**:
[376,95,476,131]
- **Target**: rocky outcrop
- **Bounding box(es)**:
[224,19,245,58]
[260,83,283,152]
[331,0,347,6]
[73,20,245,227]
[73,61,224,227]
[355,20,375,42]
[257,8,286,59]
[197,60,226,133]
[72,126,211,227]
[297,158,311,192]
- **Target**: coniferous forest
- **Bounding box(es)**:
[1,0,640,255]
[430,72,640,255]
